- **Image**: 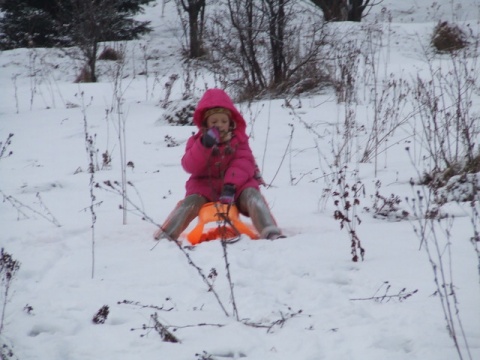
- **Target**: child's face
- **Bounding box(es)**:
[206,113,231,137]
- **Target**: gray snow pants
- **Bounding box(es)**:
[157,188,281,240]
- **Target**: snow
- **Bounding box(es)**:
[1,0,480,359]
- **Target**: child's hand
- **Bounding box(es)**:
[202,127,220,148]
[219,184,235,204]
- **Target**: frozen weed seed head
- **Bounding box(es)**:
[332,166,366,262]
[92,305,110,324]
[0,133,14,160]
[0,248,21,335]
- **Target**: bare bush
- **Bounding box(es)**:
[412,46,480,188]
[329,38,361,103]
[363,180,410,221]
[328,20,412,170]
[163,100,196,126]
[361,75,412,165]
[203,0,330,99]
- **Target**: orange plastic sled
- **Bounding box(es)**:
[187,202,259,245]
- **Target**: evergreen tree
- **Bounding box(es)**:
[0,0,153,50]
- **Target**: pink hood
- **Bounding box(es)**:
[193,89,248,142]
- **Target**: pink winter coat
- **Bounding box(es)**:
[181,89,260,201]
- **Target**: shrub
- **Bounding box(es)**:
[74,66,94,83]
[162,99,196,126]
[98,47,123,61]
[431,21,468,53]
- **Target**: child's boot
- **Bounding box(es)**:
[155,194,207,240]
[237,188,284,239]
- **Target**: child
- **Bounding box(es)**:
[154,88,283,241]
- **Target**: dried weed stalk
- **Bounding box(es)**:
[332,166,366,262]
[1,190,61,226]
[0,134,14,160]
[407,183,473,360]
[107,45,130,225]
[350,281,418,303]
[80,91,98,279]
[98,180,231,317]
[0,249,20,335]
[150,313,180,343]
[243,308,304,334]
[118,298,175,312]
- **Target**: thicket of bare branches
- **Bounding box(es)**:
[411,38,480,189]
[202,0,330,100]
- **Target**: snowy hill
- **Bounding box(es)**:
[1,1,479,359]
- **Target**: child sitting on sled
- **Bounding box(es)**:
[154,88,283,242]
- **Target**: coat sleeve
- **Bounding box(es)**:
[223,141,256,188]
[181,135,213,175]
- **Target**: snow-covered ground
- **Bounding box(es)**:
[1,1,479,359]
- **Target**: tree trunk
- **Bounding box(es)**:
[88,41,98,83]
[180,0,206,58]
[188,12,201,58]
[310,0,348,22]
[265,0,287,86]
[348,0,369,22]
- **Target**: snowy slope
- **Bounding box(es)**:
[1,1,479,359]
